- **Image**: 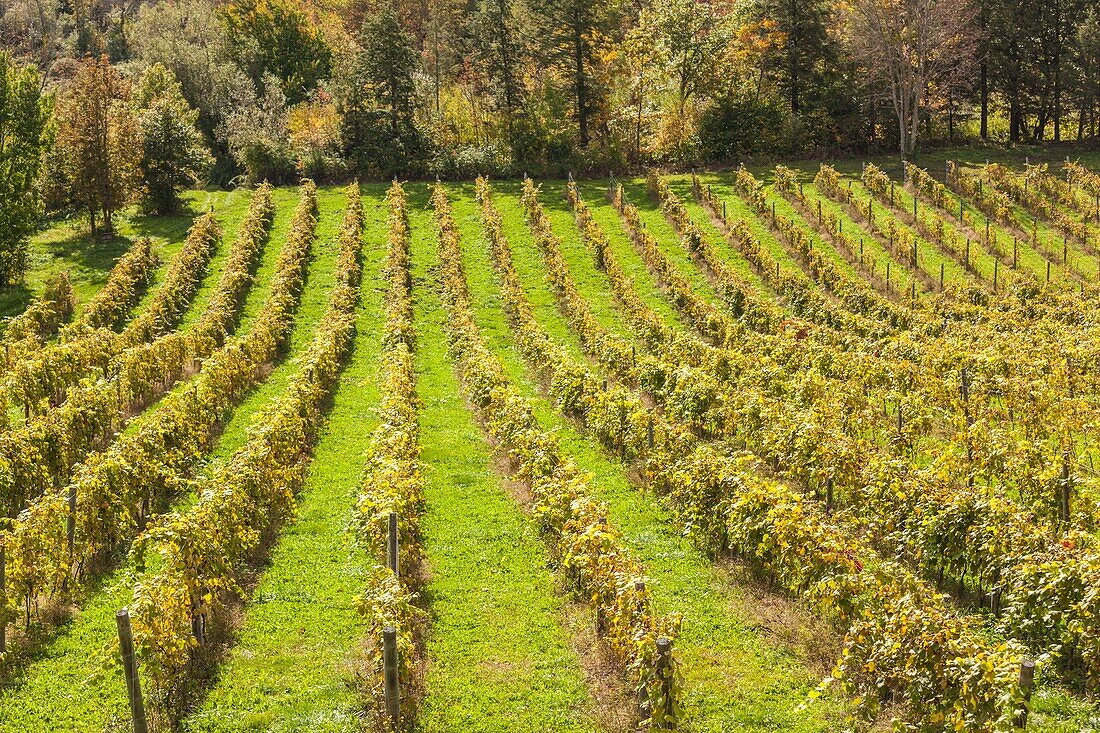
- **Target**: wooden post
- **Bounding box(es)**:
[387,511,399,577]
[67,484,76,557]
[722,201,726,220]
[912,241,917,267]
[383,626,400,728]
[631,345,636,366]
[1015,659,1036,728]
[825,478,834,516]
[886,261,891,288]
[1013,239,1018,269]
[116,609,149,733]
[0,545,5,654]
[859,239,864,258]
[647,414,654,450]
[913,197,917,219]
[655,637,675,730]
[995,259,999,290]
[1064,238,1068,264]
[1061,452,1072,524]
[1047,260,1051,282]
[940,262,945,289]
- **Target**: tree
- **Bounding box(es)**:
[655,0,729,115]
[523,0,617,147]
[130,0,255,181]
[340,7,423,177]
[0,54,53,286]
[846,0,978,155]
[470,0,527,132]
[222,75,296,183]
[748,0,836,115]
[221,0,333,105]
[620,12,664,161]
[54,56,143,236]
[134,64,213,214]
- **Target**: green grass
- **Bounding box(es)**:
[453,182,845,731]
[411,184,605,733]
[0,186,347,733]
[181,185,389,733]
[569,183,697,332]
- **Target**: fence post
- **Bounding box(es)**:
[67,484,76,557]
[940,262,945,290]
[1015,659,1036,728]
[116,609,149,733]
[0,545,5,654]
[647,414,654,450]
[1061,452,1072,524]
[655,637,675,729]
[387,511,399,578]
[383,625,400,729]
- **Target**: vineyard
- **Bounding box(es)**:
[5,155,1100,732]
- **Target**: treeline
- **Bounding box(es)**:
[3,0,1100,244]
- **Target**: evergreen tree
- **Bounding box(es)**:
[748,0,836,115]
[522,0,617,147]
[340,7,423,177]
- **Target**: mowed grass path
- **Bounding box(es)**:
[0,186,345,733]
[183,185,388,733]
[410,184,606,733]
[450,183,843,732]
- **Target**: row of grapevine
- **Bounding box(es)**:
[0,274,75,369]
[861,163,1010,287]
[0,196,276,519]
[0,237,158,422]
[812,164,959,295]
[438,181,681,728]
[0,182,316,638]
[353,181,425,726]
[2,216,218,417]
[706,167,913,328]
[62,238,160,337]
[986,163,1091,246]
[128,182,364,716]
[521,179,1033,729]
[711,167,1100,507]
[617,176,1100,688]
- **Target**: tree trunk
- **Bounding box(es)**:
[980,61,988,139]
[573,18,589,148]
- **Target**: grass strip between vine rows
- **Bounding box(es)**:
[127,182,364,724]
[0,188,275,519]
[506,177,1036,730]
[435,181,682,729]
[0,182,317,652]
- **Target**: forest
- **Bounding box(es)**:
[4,0,1100,194]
